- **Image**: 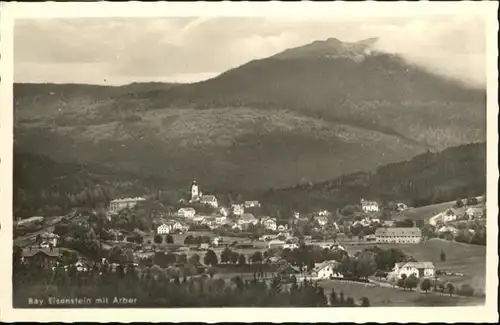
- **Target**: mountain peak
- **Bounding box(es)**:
[272,37,380,60]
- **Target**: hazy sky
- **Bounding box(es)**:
[14,16,486,87]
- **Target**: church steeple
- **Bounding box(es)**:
[190,180,199,202]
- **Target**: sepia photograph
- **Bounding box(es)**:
[0,1,498,323]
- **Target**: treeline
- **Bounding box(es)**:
[13,152,166,217]
[13,261,365,308]
[257,142,486,214]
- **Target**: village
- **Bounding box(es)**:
[13,180,487,306]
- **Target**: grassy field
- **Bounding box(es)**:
[317,279,484,306]
[393,199,484,222]
[343,238,486,291]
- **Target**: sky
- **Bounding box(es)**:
[14,16,486,87]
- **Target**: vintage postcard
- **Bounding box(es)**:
[0,1,498,323]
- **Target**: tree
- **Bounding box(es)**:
[204,249,218,266]
[238,254,246,265]
[446,282,455,296]
[360,297,370,307]
[458,284,474,297]
[153,234,163,244]
[404,275,419,291]
[355,252,377,279]
[184,235,194,245]
[177,253,188,265]
[166,234,174,244]
[230,251,239,264]
[440,250,446,262]
[455,199,464,208]
[251,251,263,264]
[220,247,232,263]
[420,278,432,293]
[107,247,124,264]
[189,253,201,266]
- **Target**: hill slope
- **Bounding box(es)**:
[14,38,486,189]
[255,142,486,213]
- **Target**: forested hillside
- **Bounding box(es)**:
[256,142,486,215]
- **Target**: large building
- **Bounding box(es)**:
[360,198,380,213]
[200,195,218,208]
[374,227,422,244]
[391,261,435,279]
[109,197,146,213]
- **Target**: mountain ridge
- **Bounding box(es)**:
[14,37,486,190]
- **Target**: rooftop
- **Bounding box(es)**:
[375,227,422,237]
[22,246,61,257]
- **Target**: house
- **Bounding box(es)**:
[215,215,228,225]
[466,207,483,219]
[261,217,277,231]
[244,200,261,208]
[437,225,458,235]
[312,260,342,279]
[109,197,146,213]
[21,246,61,268]
[395,202,408,212]
[391,261,435,279]
[231,204,244,216]
[201,216,217,229]
[219,207,229,217]
[360,198,380,213]
[314,216,328,226]
[277,220,289,232]
[177,207,196,218]
[443,209,457,223]
[212,236,222,247]
[239,213,258,226]
[200,195,218,208]
[382,220,396,227]
[365,234,377,241]
[283,243,298,250]
[317,210,331,217]
[374,227,422,244]
[157,223,171,235]
[192,215,206,224]
[268,239,286,249]
[40,232,59,247]
[293,212,300,219]
[157,220,185,235]
[199,243,210,250]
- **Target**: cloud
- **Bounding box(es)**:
[14,16,486,86]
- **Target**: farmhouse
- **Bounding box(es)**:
[360,198,380,213]
[244,200,261,208]
[392,261,435,279]
[261,217,277,231]
[215,215,228,225]
[177,207,196,218]
[21,246,61,269]
[157,220,185,234]
[239,213,258,226]
[109,197,146,213]
[443,209,457,223]
[200,195,218,208]
[314,216,328,226]
[374,227,422,244]
[268,239,286,249]
[231,204,244,216]
[312,260,342,279]
[466,207,483,219]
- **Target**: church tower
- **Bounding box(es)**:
[191,180,199,202]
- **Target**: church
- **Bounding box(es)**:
[189,180,219,208]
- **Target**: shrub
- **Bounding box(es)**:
[457,284,474,297]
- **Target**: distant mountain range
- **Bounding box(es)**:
[14,37,486,190]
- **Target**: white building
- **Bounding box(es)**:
[215,215,228,225]
[157,224,171,235]
[109,197,146,213]
[219,207,229,217]
[261,217,277,231]
[443,209,457,223]
[283,243,298,250]
[268,239,286,249]
[200,195,218,208]
[313,261,343,279]
[190,181,200,202]
[244,200,261,208]
[177,207,196,218]
[232,204,244,216]
[360,198,380,213]
[375,227,422,244]
[314,216,328,226]
[392,261,435,279]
